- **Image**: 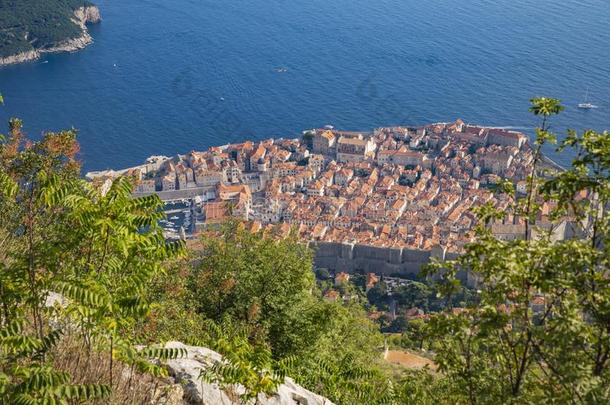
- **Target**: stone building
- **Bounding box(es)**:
[312,130,336,155]
[336,135,376,163]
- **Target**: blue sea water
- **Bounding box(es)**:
[0,0,609,172]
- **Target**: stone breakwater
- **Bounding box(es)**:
[0,6,101,67]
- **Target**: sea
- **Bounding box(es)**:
[0,0,609,172]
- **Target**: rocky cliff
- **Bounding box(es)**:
[0,5,101,66]
[162,342,334,405]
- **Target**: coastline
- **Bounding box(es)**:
[86,127,564,181]
[82,122,571,276]
[0,5,101,67]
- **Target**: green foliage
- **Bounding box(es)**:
[1,368,111,404]
[401,319,428,350]
[354,168,369,178]
[315,267,331,280]
[53,176,186,381]
[0,116,185,402]
[5,96,609,404]
[392,369,454,405]
[393,281,431,309]
[289,301,391,404]
[144,224,391,404]
[189,221,317,358]
[528,96,564,118]
[0,0,95,57]
[422,98,610,403]
[367,280,390,309]
[139,346,187,361]
[0,320,111,404]
[300,352,395,404]
[201,324,294,403]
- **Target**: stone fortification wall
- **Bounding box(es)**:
[310,241,476,287]
[310,241,433,275]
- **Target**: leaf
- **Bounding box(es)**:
[140,346,187,360]
[0,172,18,198]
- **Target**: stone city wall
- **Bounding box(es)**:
[310,241,476,287]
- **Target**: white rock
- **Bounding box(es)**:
[163,342,334,405]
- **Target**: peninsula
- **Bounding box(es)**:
[88,120,570,276]
[0,0,101,66]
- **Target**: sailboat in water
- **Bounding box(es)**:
[578,89,598,109]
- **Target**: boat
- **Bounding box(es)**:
[578,89,598,109]
[170,216,179,220]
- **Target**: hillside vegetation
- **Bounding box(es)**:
[0,0,95,57]
[1,93,609,404]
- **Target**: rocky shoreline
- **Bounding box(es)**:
[0,5,101,67]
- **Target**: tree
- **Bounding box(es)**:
[423,98,610,403]
[55,176,186,383]
[0,113,185,402]
[405,318,427,350]
[386,316,408,333]
[302,131,314,149]
[146,222,390,404]
[200,322,294,405]
[367,280,390,310]
[393,370,453,405]
[298,352,394,405]
[393,281,431,309]
[0,116,111,403]
[315,267,331,280]
[189,222,322,358]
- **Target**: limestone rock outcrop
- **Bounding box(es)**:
[163,342,334,405]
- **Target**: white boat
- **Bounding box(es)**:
[170,216,179,220]
[578,89,598,109]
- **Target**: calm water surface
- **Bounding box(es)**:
[0,0,609,171]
